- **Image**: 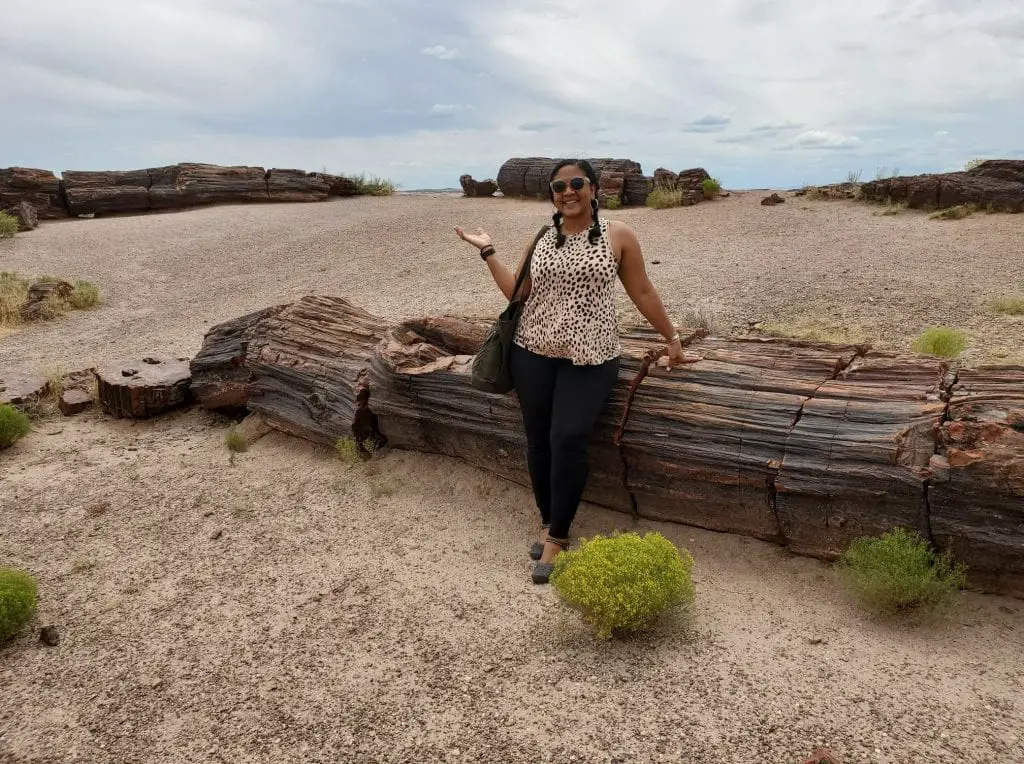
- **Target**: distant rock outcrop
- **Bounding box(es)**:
[0,167,67,219]
[861,160,1024,212]
[459,174,498,197]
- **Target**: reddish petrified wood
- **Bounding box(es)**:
[94,356,191,418]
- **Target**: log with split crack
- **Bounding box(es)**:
[190,295,1024,598]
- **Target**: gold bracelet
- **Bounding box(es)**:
[667,331,680,343]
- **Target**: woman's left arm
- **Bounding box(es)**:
[612,221,700,368]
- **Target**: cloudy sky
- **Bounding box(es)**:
[4,0,1023,190]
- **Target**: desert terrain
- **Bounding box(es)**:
[2,192,1023,764]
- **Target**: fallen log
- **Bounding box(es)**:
[192,296,1024,598]
[94,356,191,418]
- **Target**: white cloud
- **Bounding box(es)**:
[430,103,473,116]
[791,130,863,150]
[421,45,462,60]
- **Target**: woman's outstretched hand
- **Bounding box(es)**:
[454,226,492,251]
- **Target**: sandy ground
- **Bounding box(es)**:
[2,193,1024,763]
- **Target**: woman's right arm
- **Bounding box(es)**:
[454,226,533,301]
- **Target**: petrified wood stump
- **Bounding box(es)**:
[94,356,191,418]
[20,279,73,321]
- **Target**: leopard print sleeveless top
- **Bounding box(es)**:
[513,218,621,365]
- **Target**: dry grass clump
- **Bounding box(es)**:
[929,204,975,221]
[911,327,966,357]
[873,202,907,216]
[989,296,1024,316]
[0,272,101,328]
[353,174,397,196]
[755,308,870,345]
[0,211,18,238]
[646,187,684,209]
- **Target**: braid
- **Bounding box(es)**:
[588,198,601,244]
[552,210,566,248]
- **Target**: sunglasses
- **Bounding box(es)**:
[549,177,589,193]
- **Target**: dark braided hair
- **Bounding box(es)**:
[548,159,602,248]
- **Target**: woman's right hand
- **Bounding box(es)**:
[454,226,492,251]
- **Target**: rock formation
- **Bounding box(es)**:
[496,157,646,201]
[0,167,66,219]
[94,356,191,418]
[761,193,785,206]
[459,174,499,197]
[3,201,38,230]
[191,295,1024,599]
[860,160,1024,212]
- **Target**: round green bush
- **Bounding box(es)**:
[0,568,38,642]
[836,527,967,615]
[551,531,695,639]
[0,404,31,448]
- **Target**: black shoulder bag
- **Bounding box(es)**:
[470,225,550,394]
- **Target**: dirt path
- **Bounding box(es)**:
[2,408,1022,763]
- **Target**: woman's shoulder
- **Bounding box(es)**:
[604,218,638,242]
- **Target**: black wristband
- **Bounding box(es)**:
[479,245,495,260]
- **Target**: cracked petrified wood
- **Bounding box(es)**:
[193,296,1024,598]
[94,356,191,418]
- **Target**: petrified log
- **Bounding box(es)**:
[861,172,1024,212]
[0,373,49,407]
[189,304,289,409]
[20,279,73,321]
[677,167,711,193]
[243,296,389,446]
[94,356,191,418]
[967,159,1024,185]
[598,171,625,205]
[496,157,645,199]
[623,174,653,206]
[2,200,39,231]
[320,173,358,196]
[459,175,498,197]
[266,169,330,202]
[62,170,152,216]
[0,167,67,219]
[193,297,1024,598]
[148,163,269,209]
[653,168,678,189]
[761,193,785,206]
[930,366,1024,597]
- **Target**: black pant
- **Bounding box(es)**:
[509,344,620,539]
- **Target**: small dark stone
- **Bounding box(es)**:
[210,529,223,540]
[651,260,661,265]
[39,626,60,646]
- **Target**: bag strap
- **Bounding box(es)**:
[509,225,550,302]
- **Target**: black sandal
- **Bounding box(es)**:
[531,536,569,584]
[529,524,552,561]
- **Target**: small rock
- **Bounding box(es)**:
[651,259,661,265]
[761,193,786,206]
[59,388,93,416]
[210,529,223,540]
[39,626,60,646]
[807,637,825,645]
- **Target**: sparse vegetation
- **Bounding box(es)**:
[0,271,101,328]
[601,196,622,210]
[550,531,695,639]
[353,174,397,196]
[836,527,966,616]
[69,280,101,310]
[0,404,31,448]
[701,177,722,200]
[911,327,966,357]
[755,308,870,345]
[369,476,396,499]
[874,202,907,216]
[989,296,1024,316]
[964,158,985,171]
[335,436,364,465]
[71,558,96,574]
[224,426,248,454]
[929,204,975,220]
[0,211,18,238]
[0,568,38,643]
[874,166,901,180]
[679,304,717,333]
[846,169,863,184]
[646,187,684,209]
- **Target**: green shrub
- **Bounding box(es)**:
[69,280,100,309]
[601,196,622,210]
[701,177,722,199]
[836,527,966,615]
[224,426,248,453]
[646,187,683,209]
[353,174,397,196]
[929,204,974,220]
[551,531,695,639]
[911,326,966,357]
[964,158,985,171]
[0,404,31,448]
[0,568,38,642]
[0,212,17,238]
[335,436,363,465]
[990,296,1024,316]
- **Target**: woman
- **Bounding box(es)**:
[455,159,699,584]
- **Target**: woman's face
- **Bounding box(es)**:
[550,165,595,219]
